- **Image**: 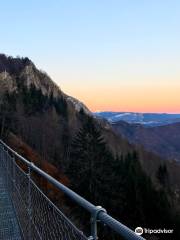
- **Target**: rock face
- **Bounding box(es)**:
[65,95,92,115]
[0,71,17,94]
[0,54,61,98]
[20,65,61,98]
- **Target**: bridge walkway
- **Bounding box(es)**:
[0,162,22,240]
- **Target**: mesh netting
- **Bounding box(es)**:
[0,145,88,240]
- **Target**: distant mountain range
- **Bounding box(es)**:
[112,121,180,162]
[95,112,180,162]
[94,112,180,127]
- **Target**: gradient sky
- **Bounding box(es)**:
[1,1,180,113]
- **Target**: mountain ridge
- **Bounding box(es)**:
[0,54,92,116]
[112,120,180,163]
[95,111,180,127]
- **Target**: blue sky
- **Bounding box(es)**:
[1,1,180,112]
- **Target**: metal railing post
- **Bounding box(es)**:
[89,206,106,240]
[12,156,16,187]
[5,149,9,191]
[27,165,32,240]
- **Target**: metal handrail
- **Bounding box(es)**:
[0,139,145,240]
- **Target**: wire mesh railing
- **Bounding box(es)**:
[0,143,87,240]
[0,140,145,240]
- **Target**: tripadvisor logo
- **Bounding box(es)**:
[135,227,174,236]
[135,227,143,235]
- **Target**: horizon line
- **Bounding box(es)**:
[94,110,180,114]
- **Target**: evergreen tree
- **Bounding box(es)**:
[67,116,111,203]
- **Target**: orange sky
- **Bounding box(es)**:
[65,89,179,113]
[57,74,180,113]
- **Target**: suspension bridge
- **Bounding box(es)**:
[0,139,145,240]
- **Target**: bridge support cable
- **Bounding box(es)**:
[0,140,145,240]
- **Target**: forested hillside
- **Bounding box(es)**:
[112,120,180,162]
